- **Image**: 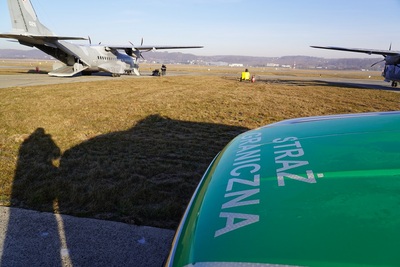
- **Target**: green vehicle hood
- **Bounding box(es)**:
[167,112,400,267]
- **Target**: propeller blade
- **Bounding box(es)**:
[88,36,91,45]
[141,37,144,46]
[371,59,385,67]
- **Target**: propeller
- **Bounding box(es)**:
[129,38,145,60]
[371,43,391,67]
[139,38,145,59]
[88,36,101,45]
[388,43,396,66]
[130,38,144,47]
[371,58,385,67]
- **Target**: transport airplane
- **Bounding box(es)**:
[311,45,400,87]
[0,0,203,77]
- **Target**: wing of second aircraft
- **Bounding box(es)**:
[310,45,400,56]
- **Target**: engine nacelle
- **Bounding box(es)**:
[125,48,133,56]
[385,55,400,65]
[124,48,141,58]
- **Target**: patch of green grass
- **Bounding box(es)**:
[1,73,399,229]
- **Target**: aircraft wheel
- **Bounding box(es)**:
[391,81,398,87]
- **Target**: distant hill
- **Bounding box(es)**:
[0,49,52,59]
[0,49,385,71]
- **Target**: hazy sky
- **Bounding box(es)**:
[1,0,400,58]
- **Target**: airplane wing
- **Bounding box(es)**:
[105,45,203,58]
[106,45,203,51]
[135,45,203,51]
[0,33,199,49]
[310,46,400,56]
[0,33,87,41]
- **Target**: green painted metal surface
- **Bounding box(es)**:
[167,112,400,267]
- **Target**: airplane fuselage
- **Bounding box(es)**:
[32,40,138,76]
[384,55,400,65]
[382,65,400,86]
[61,42,137,73]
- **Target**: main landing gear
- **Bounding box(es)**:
[391,81,398,87]
[112,73,121,77]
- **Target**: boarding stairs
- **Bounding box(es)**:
[48,63,88,77]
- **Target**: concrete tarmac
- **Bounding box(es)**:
[0,72,396,92]
[0,206,174,267]
[0,73,144,89]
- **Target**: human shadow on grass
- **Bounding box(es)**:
[2,128,64,266]
[3,115,249,266]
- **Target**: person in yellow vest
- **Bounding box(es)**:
[240,69,250,81]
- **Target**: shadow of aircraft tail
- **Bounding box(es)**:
[9,113,249,225]
[57,114,249,227]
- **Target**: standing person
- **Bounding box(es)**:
[161,64,167,76]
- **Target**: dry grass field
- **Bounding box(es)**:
[0,62,399,229]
